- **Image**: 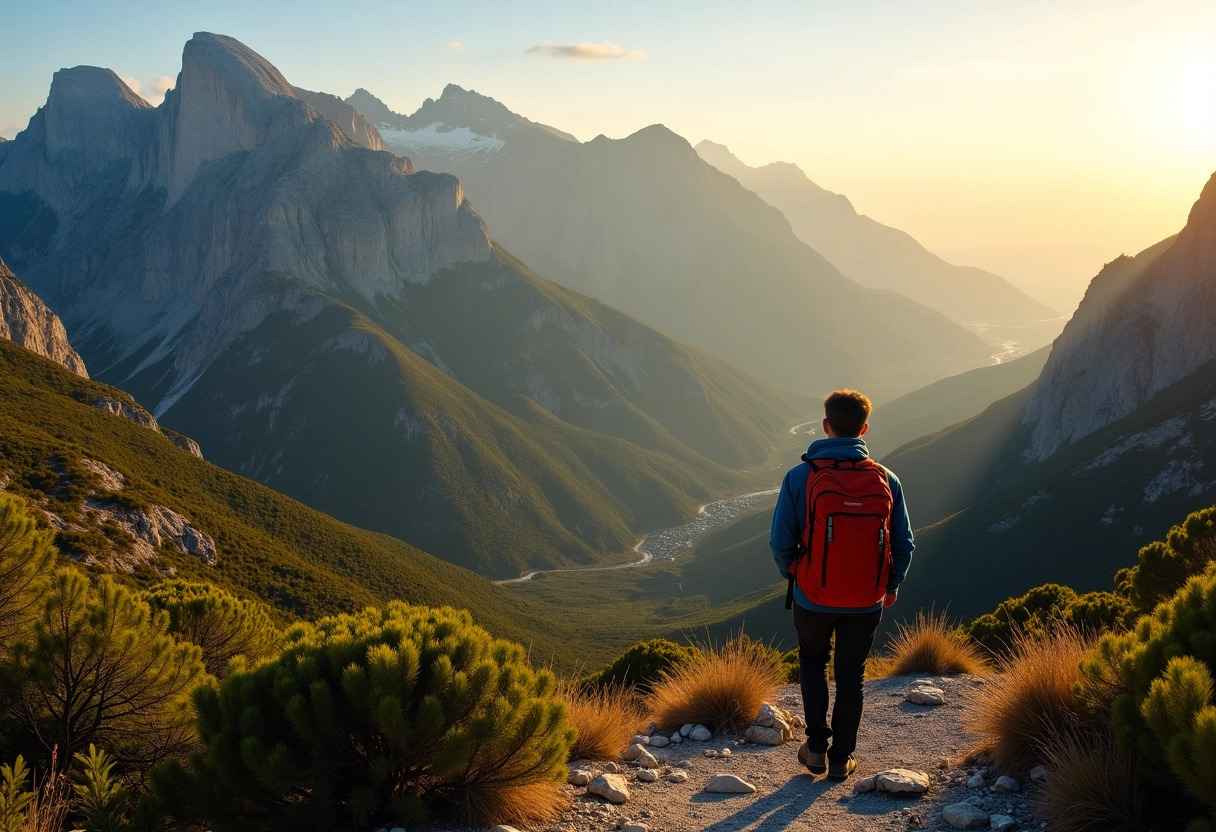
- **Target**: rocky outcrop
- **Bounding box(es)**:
[89,394,203,458]
[1024,172,1216,460]
[0,257,87,376]
[293,87,382,151]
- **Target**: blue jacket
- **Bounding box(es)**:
[770,437,914,613]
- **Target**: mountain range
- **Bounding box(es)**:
[345,85,996,399]
[0,34,819,577]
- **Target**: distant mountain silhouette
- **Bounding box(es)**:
[347,87,994,400]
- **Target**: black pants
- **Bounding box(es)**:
[794,604,882,762]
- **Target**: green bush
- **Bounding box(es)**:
[0,757,33,832]
[151,602,574,831]
[1080,564,1216,828]
[585,638,701,691]
[1116,506,1216,615]
[142,581,281,677]
[968,583,1133,653]
[72,745,131,832]
[0,493,55,653]
[1,568,207,771]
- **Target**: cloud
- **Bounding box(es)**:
[524,41,645,61]
[118,74,175,105]
[445,41,464,51]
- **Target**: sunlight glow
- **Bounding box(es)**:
[1170,48,1216,147]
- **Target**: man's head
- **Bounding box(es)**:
[823,389,872,438]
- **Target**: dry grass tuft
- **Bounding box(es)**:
[25,751,72,832]
[1035,728,1152,832]
[557,682,644,761]
[887,610,988,676]
[965,625,1092,774]
[648,637,783,733]
[453,781,571,828]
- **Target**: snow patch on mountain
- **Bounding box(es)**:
[379,123,504,159]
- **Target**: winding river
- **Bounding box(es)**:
[493,487,779,585]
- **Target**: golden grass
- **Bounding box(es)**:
[1035,728,1152,832]
[887,610,989,676]
[965,626,1092,773]
[556,681,644,761]
[648,637,784,733]
[24,751,72,832]
[454,780,570,828]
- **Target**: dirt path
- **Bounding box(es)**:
[543,674,1041,832]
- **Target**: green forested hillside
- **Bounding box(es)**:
[0,336,583,667]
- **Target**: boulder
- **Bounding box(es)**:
[744,725,784,746]
[942,803,989,829]
[994,775,1020,792]
[876,769,930,795]
[703,774,756,794]
[588,773,630,805]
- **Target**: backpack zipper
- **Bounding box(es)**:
[876,527,886,587]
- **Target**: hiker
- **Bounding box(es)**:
[770,389,914,780]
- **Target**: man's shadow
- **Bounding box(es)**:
[691,773,915,832]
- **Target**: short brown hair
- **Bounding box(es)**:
[824,389,872,438]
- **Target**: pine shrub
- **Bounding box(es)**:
[0,493,56,653]
[1116,505,1216,614]
[142,581,281,677]
[586,638,701,692]
[151,602,574,831]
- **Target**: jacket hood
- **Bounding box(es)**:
[802,436,870,461]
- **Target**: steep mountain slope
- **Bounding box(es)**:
[0,255,87,376]
[348,87,993,399]
[0,33,810,577]
[695,141,1060,332]
[867,346,1050,457]
[0,334,580,667]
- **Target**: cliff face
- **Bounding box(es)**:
[1023,172,1216,460]
[0,257,87,376]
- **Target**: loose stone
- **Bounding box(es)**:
[991,815,1016,831]
[966,773,986,789]
[1030,765,1048,783]
[666,770,688,783]
[568,769,595,786]
[649,735,670,748]
[588,773,630,805]
[690,725,713,742]
[622,744,645,762]
[994,775,1021,792]
[876,769,931,795]
[703,774,756,794]
[636,769,659,783]
[942,802,990,829]
[636,749,658,769]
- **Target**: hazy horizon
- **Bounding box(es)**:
[3,0,1213,313]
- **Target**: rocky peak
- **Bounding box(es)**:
[293,87,383,151]
[44,66,154,163]
[0,257,88,377]
[346,88,400,129]
[1023,171,1216,460]
[146,32,313,202]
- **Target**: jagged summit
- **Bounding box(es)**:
[292,87,383,151]
[0,256,87,376]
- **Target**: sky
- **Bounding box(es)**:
[2,0,1214,312]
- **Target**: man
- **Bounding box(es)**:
[770,389,914,780]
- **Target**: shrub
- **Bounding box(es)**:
[1036,727,1154,832]
[888,610,988,676]
[1116,505,1216,614]
[0,751,71,832]
[142,581,281,677]
[151,602,574,831]
[557,682,642,761]
[586,638,700,692]
[649,637,783,733]
[965,626,1092,774]
[72,745,130,832]
[0,494,55,653]
[1,568,207,771]
[968,584,1134,654]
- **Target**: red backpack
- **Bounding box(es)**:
[786,458,894,609]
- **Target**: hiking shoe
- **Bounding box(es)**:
[827,756,857,780]
[797,741,827,775]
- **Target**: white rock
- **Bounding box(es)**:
[622,743,645,762]
[630,734,650,747]
[854,775,877,794]
[876,769,931,795]
[994,775,1020,792]
[719,748,731,756]
[744,724,784,746]
[756,702,779,727]
[568,768,595,786]
[649,735,670,748]
[703,774,756,794]
[690,725,713,742]
[680,723,695,737]
[588,773,630,805]
[991,815,1016,831]
[1030,764,1048,783]
[666,770,688,783]
[636,769,659,783]
[942,803,989,829]
[636,748,658,768]
[907,685,947,706]
[669,732,683,744]
[966,773,986,789]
